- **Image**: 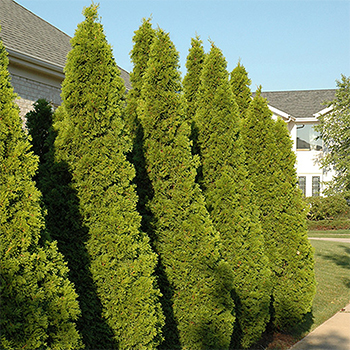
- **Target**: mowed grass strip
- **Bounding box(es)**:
[308,229,350,239]
[309,238,350,331]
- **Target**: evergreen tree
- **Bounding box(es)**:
[125,17,155,139]
[0,29,82,350]
[194,44,272,349]
[54,5,164,348]
[125,18,156,233]
[26,99,117,348]
[138,28,235,350]
[183,35,206,121]
[25,99,53,164]
[242,90,316,330]
[230,60,252,117]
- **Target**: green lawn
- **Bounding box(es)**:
[308,229,350,239]
[255,231,350,350]
[309,238,350,331]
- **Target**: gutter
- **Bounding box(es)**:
[313,106,333,118]
[268,105,295,122]
[6,47,65,80]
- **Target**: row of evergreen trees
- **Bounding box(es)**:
[0,4,316,349]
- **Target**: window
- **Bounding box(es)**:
[298,176,306,196]
[312,176,320,196]
[296,124,322,151]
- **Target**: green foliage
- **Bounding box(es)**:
[125,17,155,139]
[306,194,350,220]
[315,75,350,195]
[54,5,164,348]
[183,36,206,121]
[194,44,272,349]
[25,99,53,163]
[27,100,118,348]
[138,28,235,350]
[125,18,156,236]
[0,32,82,349]
[229,60,252,116]
[1,243,83,350]
[242,91,316,331]
[306,194,350,229]
[307,218,350,230]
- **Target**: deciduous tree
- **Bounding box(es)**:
[316,75,350,196]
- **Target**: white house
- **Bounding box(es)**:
[1,0,336,197]
[260,90,336,197]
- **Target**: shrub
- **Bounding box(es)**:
[0,29,82,350]
[306,194,350,221]
[307,219,350,230]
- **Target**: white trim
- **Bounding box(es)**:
[295,117,318,123]
[6,48,65,80]
[268,105,295,122]
[313,106,333,118]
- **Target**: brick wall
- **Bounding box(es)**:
[10,73,62,119]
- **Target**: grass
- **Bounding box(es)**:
[308,229,350,238]
[251,230,350,350]
[309,239,350,330]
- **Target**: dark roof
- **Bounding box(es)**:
[0,0,131,90]
[0,0,71,67]
[259,89,336,118]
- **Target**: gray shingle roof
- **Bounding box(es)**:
[259,89,336,118]
[0,0,131,90]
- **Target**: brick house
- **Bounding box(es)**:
[0,0,130,119]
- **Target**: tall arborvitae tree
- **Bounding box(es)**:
[183,35,206,121]
[26,99,117,348]
[125,18,155,139]
[125,18,156,234]
[54,5,164,349]
[138,28,235,350]
[230,61,252,117]
[0,30,82,350]
[242,90,316,331]
[194,44,272,349]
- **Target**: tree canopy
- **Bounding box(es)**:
[316,75,350,197]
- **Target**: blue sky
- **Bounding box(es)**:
[15,0,350,91]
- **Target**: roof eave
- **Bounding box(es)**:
[268,104,296,122]
[313,106,333,118]
[6,47,65,80]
